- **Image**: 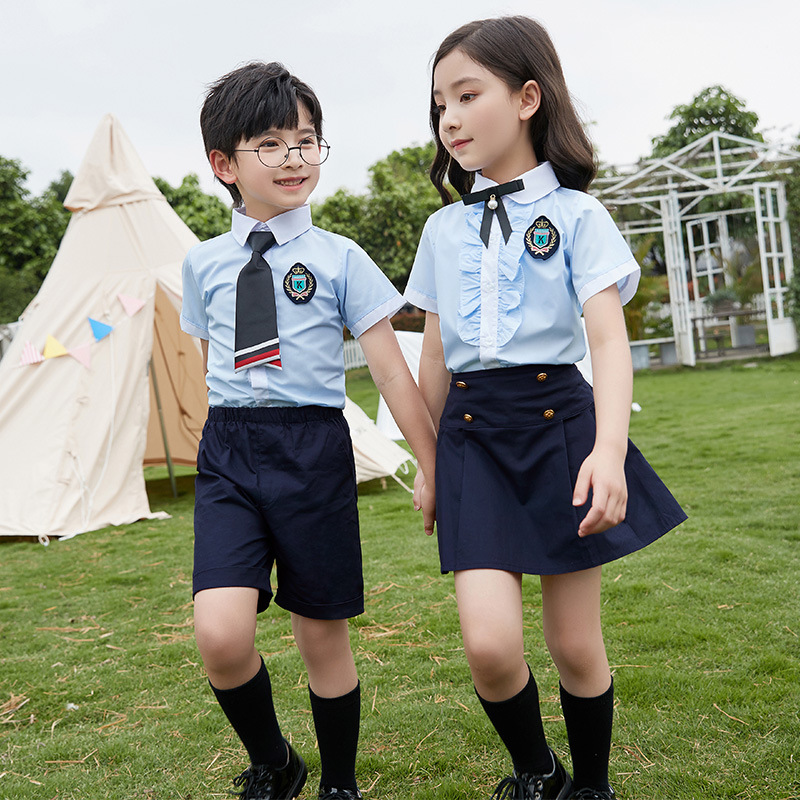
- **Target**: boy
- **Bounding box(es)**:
[180,62,436,800]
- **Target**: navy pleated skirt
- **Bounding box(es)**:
[435,363,686,575]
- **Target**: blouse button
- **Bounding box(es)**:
[455,381,468,389]
[463,413,474,423]
[543,409,555,420]
[537,372,548,382]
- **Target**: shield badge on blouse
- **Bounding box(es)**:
[283,264,317,303]
[525,216,560,260]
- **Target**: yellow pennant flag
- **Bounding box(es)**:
[43,335,69,359]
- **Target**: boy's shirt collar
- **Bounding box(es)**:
[231,204,312,247]
[471,161,560,205]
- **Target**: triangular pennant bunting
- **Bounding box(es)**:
[19,341,44,366]
[43,335,69,359]
[69,342,92,369]
[89,317,113,341]
[118,293,145,316]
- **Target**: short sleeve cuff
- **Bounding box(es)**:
[403,286,438,314]
[576,258,640,308]
[350,295,405,339]
[180,315,209,339]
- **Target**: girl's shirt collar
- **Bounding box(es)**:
[471,162,560,205]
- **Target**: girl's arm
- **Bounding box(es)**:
[412,312,450,536]
[574,284,632,536]
[418,312,450,433]
[358,317,438,535]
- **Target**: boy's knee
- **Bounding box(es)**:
[195,622,252,672]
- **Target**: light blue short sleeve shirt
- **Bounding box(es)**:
[181,205,403,407]
[404,162,639,372]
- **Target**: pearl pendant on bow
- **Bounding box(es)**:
[487,195,498,210]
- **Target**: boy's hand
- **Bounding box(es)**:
[572,446,627,537]
[414,469,436,536]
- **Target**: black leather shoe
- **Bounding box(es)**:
[318,787,363,799]
[569,787,617,799]
[230,742,307,799]
[491,749,572,799]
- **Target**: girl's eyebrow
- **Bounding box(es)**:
[433,76,484,97]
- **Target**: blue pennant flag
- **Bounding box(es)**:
[88,317,113,341]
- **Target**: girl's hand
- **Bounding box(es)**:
[413,469,436,536]
[573,446,627,537]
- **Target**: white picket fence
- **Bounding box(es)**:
[343,338,368,371]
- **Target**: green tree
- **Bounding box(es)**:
[651,85,762,158]
[313,142,442,288]
[0,158,71,322]
[153,173,230,241]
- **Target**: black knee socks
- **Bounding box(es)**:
[210,657,287,768]
[477,666,553,775]
[309,682,361,790]
[560,679,614,791]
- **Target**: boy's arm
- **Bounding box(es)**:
[201,339,209,374]
[357,318,437,534]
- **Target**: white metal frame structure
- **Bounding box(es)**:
[594,132,798,365]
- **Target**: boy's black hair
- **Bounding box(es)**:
[201,61,324,206]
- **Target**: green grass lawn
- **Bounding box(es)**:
[1,356,799,800]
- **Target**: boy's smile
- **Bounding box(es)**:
[210,103,322,221]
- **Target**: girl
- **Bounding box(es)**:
[405,16,686,800]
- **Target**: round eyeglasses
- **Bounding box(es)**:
[235,135,331,168]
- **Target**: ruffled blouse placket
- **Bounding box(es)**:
[457,200,529,368]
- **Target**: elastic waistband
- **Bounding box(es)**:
[208,405,343,423]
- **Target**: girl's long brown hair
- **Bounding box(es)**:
[429,16,596,204]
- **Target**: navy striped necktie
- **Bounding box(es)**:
[234,230,282,371]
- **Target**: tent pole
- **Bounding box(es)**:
[149,359,178,498]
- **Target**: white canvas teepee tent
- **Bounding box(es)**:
[0,114,208,541]
[0,115,415,541]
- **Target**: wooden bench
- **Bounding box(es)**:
[629,337,677,370]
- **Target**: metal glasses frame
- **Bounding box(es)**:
[234,135,331,168]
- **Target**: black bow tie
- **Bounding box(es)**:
[462,179,525,247]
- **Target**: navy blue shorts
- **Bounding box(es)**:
[193,406,363,619]
[435,364,687,575]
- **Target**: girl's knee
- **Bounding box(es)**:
[545,627,606,681]
[463,631,522,687]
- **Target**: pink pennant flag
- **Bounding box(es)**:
[19,341,44,366]
[118,293,145,317]
[69,342,92,369]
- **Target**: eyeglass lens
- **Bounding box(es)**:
[256,136,330,167]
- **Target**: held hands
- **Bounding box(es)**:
[572,445,628,537]
[413,469,436,537]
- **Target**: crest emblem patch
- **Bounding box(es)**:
[525,216,560,260]
[283,263,316,304]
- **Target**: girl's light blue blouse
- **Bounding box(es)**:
[404,162,639,373]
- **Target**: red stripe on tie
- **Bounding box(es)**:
[235,348,280,369]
